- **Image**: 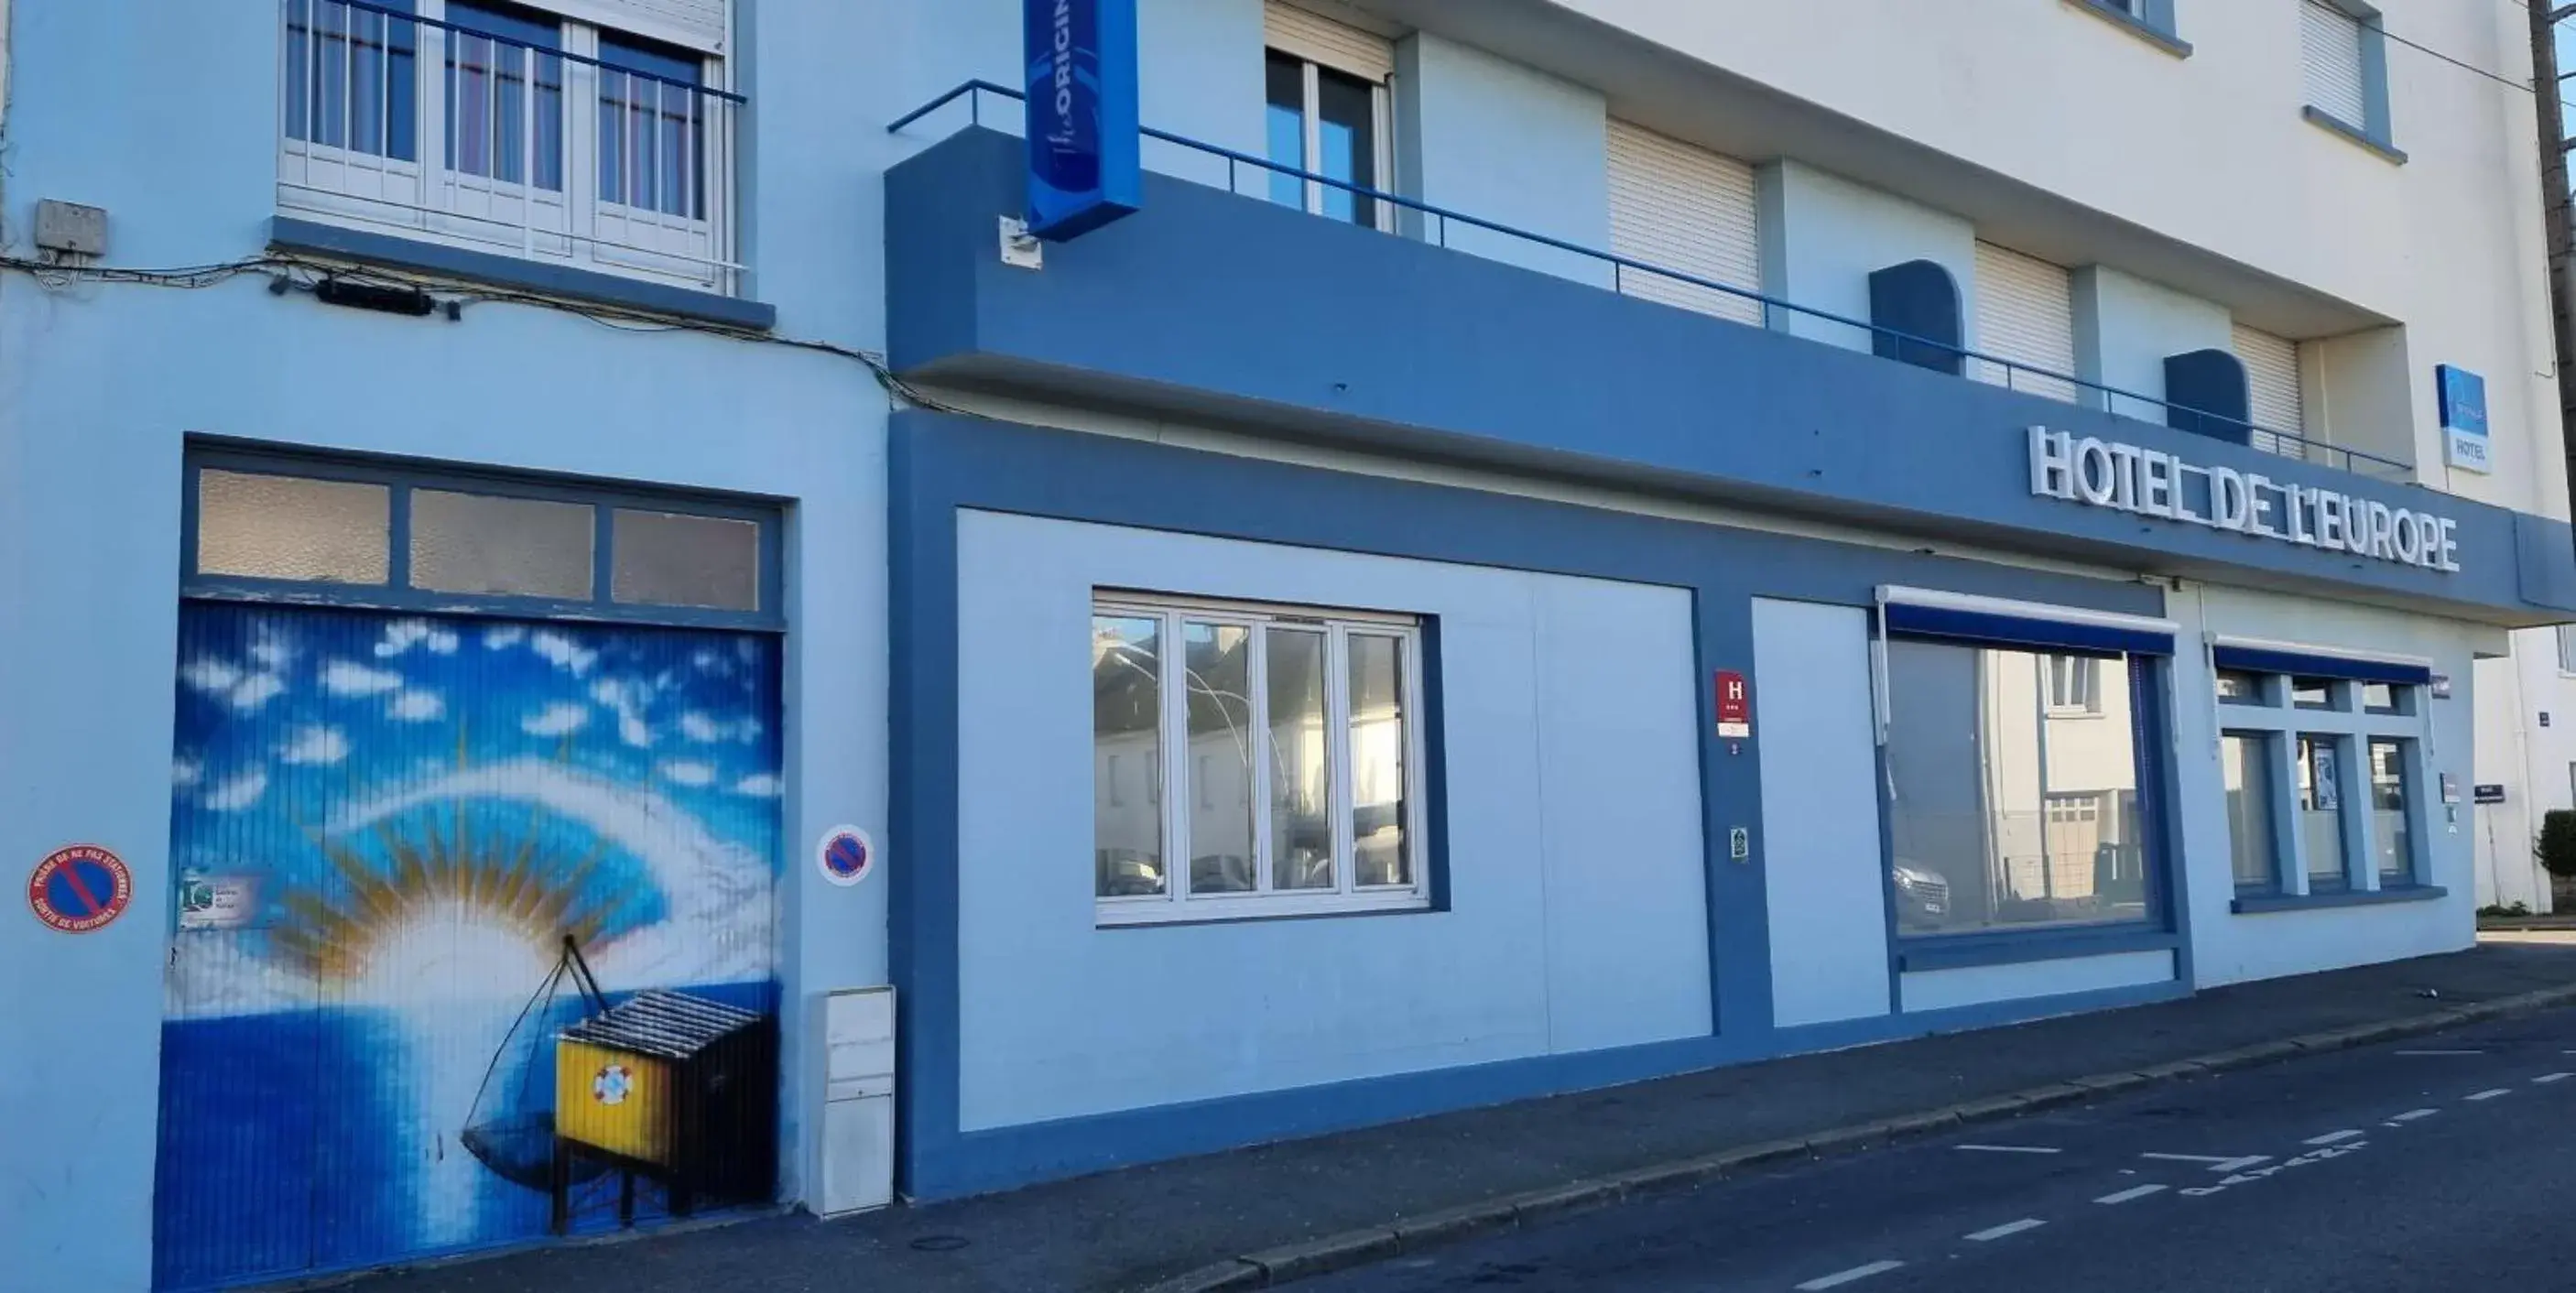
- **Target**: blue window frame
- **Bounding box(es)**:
[182,446,782,632]
[1876,592,2179,967]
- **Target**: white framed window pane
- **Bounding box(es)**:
[1884,639,2143,934]
[1184,622,1256,895]
[1349,633,1411,888]
[610,508,760,610]
[1266,626,1336,891]
[2215,669,2266,704]
[408,489,593,598]
[2371,739,2412,885]
[196,470,392,584]
[1094,615,1166,897]
[2223,733,2279,891]
[1263,49,1306,207]
[1312,66,1377,225]
[2299,734,2349,892]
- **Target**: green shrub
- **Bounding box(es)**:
[2538,810,2576,878]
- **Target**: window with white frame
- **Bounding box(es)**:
[2046,654,2103,715]
[2214,646,2428,898]
[1092,593,1429,924]
[2557,624,2576,674]
[278,0,739,292]
[1264,2,1394,230]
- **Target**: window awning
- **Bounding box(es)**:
[2211,640,2434,686]
[1877,586,2178,657]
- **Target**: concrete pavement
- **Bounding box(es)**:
[320,940,2576,1293]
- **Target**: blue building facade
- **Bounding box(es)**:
[0,2,2568,1289]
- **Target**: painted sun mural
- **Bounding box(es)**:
[155,603,782,1291]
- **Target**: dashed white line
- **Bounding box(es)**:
[2389,1108,2439,1123]
[2141,1153,2271,1172]
[1964,1218,2047,1242]
[2534,1072,2573,1085]
[2467,1088,2512,1102]
[1796,1260,1907,1290]
[2302,1130,2365,1146]
[2094,1184,2168,1204]
[1954,1144,2061,1155]
[2396,1049,2484,1056]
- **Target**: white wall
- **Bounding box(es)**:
[2073,265,2234,424]
[951,510,1710,1129]
[1760,159,1977,355]
[2173,585,2492,985]
[1752,598,1893,1028]
[1396,31,1613,286]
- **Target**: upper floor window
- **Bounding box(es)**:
[2070,0,2187,55]
[2301,1,2398,158]
[1263,2,1394,231]
[279,0,740,293]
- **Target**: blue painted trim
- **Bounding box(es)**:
[1883,603,2175,657]
[2302,106,2408,166]
[2063,0,2191,57]
[2164,349,2252,445]
[267,216,777,331]
[1867,260,1963,377]
[1418,614,1454,912]
[887,411,2169,1199]
[183,440,786,631]
[2212,645,2431,687]
[2139,655,2197,988]
[908,974,2191,1201]
[2231,885,2447,915]
[1897,927,2178,972]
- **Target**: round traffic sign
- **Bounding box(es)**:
[817,826,875,888]
[28,844,133,934]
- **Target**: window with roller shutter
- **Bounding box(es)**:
[1971,242,2078,403]
[1605,119,1764,328]
[2301,1,2369,131]
[2233,321,2308,459]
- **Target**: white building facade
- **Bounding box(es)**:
[1,2,2570,1290]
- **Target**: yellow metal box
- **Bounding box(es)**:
[555,1038,675,1165]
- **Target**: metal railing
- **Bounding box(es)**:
[279,0,745,291]
[891,81,2415,484]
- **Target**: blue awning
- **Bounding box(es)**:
[2211,645,2433,686]
[1882,603,2176,657]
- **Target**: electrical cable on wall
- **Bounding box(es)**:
[0,251,973,418]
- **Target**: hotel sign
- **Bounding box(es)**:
[2028,428,2461,573]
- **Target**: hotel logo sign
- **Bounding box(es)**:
[2028,428,2460,574]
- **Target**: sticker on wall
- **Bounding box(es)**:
[174,871,258,931]
[818,826,876,888]
[28,843,133,934]
[2430,674,2453,700]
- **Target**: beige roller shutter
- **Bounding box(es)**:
[545,0,729,53]
[1266,1,1395,82]
[2302,2,2367,128]
[1605,119,1763,327]
[2234,321,2306,449]
[1971,242,2077,402]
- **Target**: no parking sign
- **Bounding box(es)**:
[817,826,877,888]
[28,844,133,934]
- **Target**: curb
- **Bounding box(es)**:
[1144,981,2576,1292]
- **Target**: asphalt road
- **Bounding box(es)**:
[1304,1006,2576,1293]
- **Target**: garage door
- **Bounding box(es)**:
[155,457,784,1290]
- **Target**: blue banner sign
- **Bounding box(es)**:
[2437,364,2489,474]
[1024,0,1140,240]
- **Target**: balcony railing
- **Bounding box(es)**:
[279,0,742,293]
[891,81,2413,484]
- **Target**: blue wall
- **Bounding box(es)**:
[887,409,2186,1199]
[883,128,2576,627]
[1396,32,1613,286]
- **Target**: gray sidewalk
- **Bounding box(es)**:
[324,938,2576,1293]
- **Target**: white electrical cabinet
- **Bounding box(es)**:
[816,985,896,1216]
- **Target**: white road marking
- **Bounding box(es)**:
[2535,1072,2574,1085]
[2302,1130,2365,1146]
[1796,1260,1907,1290]
[2141,1153,2272,1172]
[2395,1049,2484,1056]
[1954,1144,2061,1154]
[2466,1088,2512,1102]
[1964,1219,2047,1242]
[2389,1108,2439,1122]
[2094,1184,2168,1204]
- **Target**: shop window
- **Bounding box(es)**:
[185,451,777,628]
[1092,593,1429,925]
[1883,637,2153,935]
[2223,732,2281,892]
[2212,642,2429,903]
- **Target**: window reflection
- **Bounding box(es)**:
[1267,627,1335,891]
[2299,734,2349,892]
[1885,642,2145,934]
[2370,739,2412,886]
[1184,623,1255,895]
[1349,633,1409,887]
[1093,615,1165,897]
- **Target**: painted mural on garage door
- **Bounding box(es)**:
[155,603,782,1291]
